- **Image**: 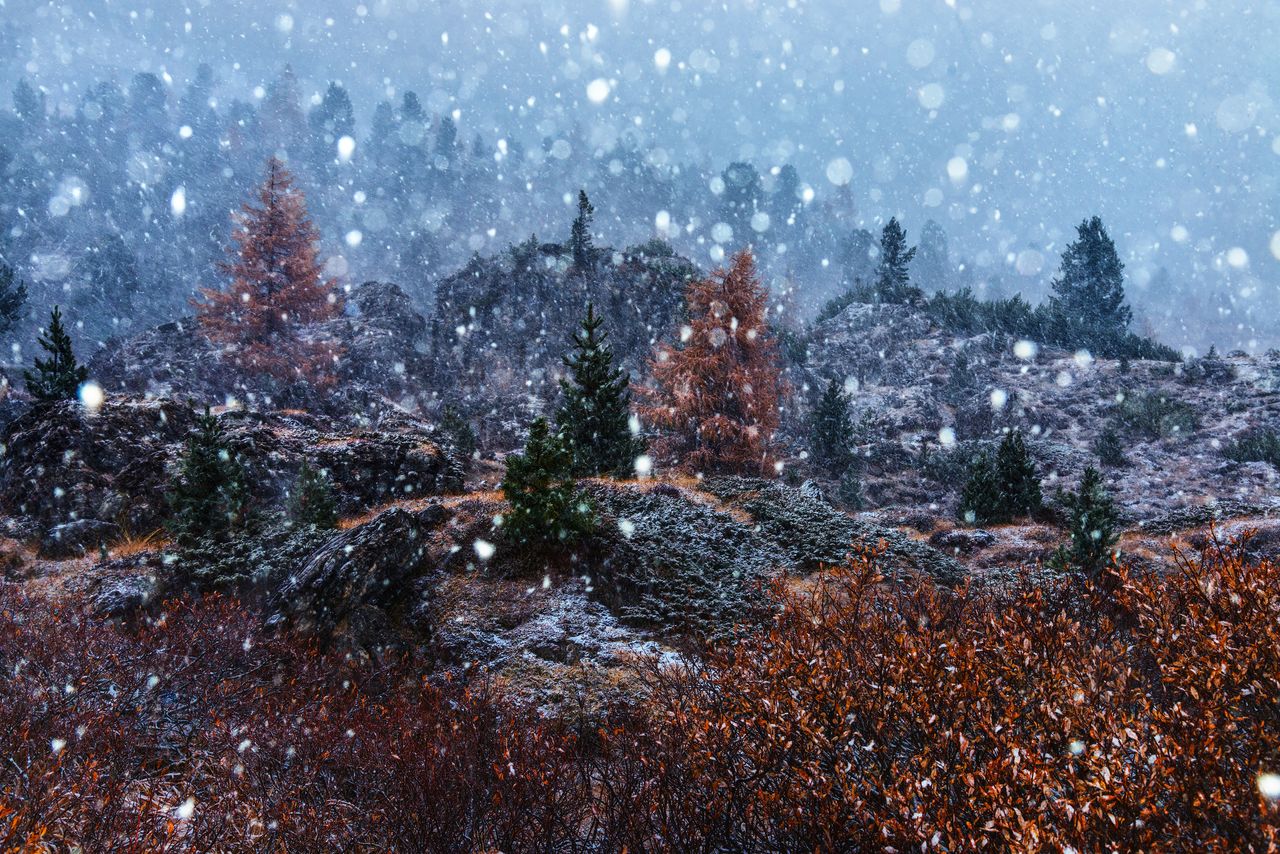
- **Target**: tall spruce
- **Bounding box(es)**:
[24,306,87,404]
[1049,216,1132,344]
[874,217,917,303]
[555,303,644,477]
[167,408,250,546]
[809,378,856,476]
[569,189,595,269]
[501,417,595,545]
[1051,466,1120,578]
[0,259,28,335]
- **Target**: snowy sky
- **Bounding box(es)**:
[3,0,1278,346]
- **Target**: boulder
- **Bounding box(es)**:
[271,505,448,631]
[40,519,122,558]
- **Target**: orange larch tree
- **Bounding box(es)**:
[642,249,786,475]
[197,157,342,383]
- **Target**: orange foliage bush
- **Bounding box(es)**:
[643,249,787,476]
[3,536,1279,851]
[197,157,343,385]
[636,538,1280,850]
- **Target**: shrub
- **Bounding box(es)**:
[1094,424,1128,467]
[5,539,1280,850]
[1223,429,1280,467]
[1050,466,1121,578]
[1113,391,1199,440]
[635,538,1280,850]
[438,403,478,462]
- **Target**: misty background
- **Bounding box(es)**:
[1,0,1277,355]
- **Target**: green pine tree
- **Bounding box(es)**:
[167,408,251,546]
[290,460,338,529]
[1094,426,1127,468]
[555,303,644,477]
[1050,466,1120,578]
[809,378,856,476]
[874,217,917,303]
[0,259,28,335]
[569,189,595,269]
[439,404,478,463]
[501,417,595,545]
[1048,216,1132,347]
[958,451,1001,526]
[24,306,88,404]
[994,430,1042,519]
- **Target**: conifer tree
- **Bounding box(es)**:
[809,378,856,476]
[1051,466,1120,578]
[958,451,1001,526]
[1049,216,1132,345]
[167,408,251,546]
[994,429,1042,519]
[197,157,343,384]
[24,306,87,404]
[874,217,917,303]
[644,249,787,475]
[0,259,28,335]
[555,303,644,477]
[290,460,338,530]
[501,417,595,545]
[439,404,478,463]
[570,189,595,269]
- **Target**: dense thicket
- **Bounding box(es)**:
[4,538,1278,850]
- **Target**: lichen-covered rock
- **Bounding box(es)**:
[271,506,448,631]
[40,519,122,558]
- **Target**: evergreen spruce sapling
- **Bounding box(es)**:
[501,417,595,545]
[555,303,644,477]
[439,404,478,463]
[569,190,595,270]
[167,408,251,546]
[24,306,87,404]
[1094,426,1127,468]
[958,451,1001,526]
[290,461,338,529]
[1048,216,1132,347]
[1051,466,1120,578]
[994,430,1042,519]
[809,378,856,476]
[837,466,865,510]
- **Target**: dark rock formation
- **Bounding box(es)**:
[40,519,122,558]
[89,281,432,419]
[0,397,464,534]
[429,241,696,448]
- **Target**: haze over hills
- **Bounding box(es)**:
[2,0,1278,350]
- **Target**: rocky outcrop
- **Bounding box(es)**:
[89,281,432,419]
[270,506,447,632]
[800,300,1280,524]
[430,241,696,447]
[0,397,464,535]
[40,519,122,558]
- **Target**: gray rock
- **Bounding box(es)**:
[40,519,122,559]
[272,505,448,630]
